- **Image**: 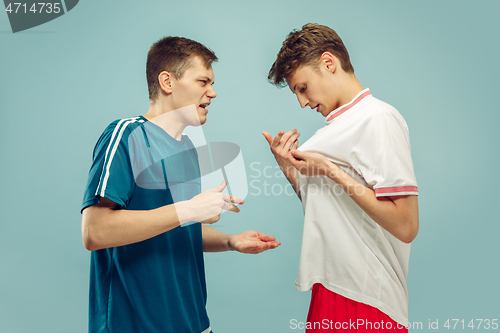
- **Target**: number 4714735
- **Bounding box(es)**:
[444,319,498,330]
[5,3,61,14]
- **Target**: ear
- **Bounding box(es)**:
[320,52,337,74]
[158,71,173,95]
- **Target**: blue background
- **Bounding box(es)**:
[1,0,499,332]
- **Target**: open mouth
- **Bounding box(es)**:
[199,103,209,112]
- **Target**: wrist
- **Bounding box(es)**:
[227,234,237,251]
[174,200,194,225]
[326,163,337,180]
[280,163,296,177]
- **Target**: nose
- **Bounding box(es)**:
[297,94,309,108]
[207,85,217,99]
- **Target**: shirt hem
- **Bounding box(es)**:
[81,193,126,213]
[81,199,98,213]
[294,278,408,326]
[374,185,418,197]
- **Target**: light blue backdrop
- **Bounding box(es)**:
[1,0,498,332]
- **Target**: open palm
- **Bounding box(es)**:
[229,230,281,254]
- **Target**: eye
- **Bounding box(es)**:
[200,80,207,85]
[300,85,306,93]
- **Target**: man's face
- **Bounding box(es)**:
[287,64,339,117]
[170,56,216,125]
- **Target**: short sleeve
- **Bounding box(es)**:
[348,111,418,197]
[81,120,136,212]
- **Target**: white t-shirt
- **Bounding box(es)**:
[296,88,418,325]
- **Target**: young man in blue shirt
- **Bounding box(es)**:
[81,36,280,333]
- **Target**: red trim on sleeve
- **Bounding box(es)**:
[375,186,418,195]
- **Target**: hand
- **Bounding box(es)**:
[178,181,244,225]
[262,129,300,175]
[228,230,281,254]
[288,150,340,178]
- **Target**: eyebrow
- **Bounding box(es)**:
[198,76,214,84]
[290,79,300,93]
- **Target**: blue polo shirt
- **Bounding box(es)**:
[82,116,211,333]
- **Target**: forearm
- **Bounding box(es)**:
[201,225,234,252]
[327,165,418,243]
[82,201,189,251]
[82,182,242,251]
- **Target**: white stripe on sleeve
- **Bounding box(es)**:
[96,117,139,198]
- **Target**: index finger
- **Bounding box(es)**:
[279,129,298,148]
[211,180,227,192]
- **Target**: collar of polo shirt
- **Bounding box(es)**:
[325,88,371,124]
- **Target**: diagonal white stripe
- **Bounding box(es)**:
[96,117,139,198]
[100,118,139,197]
[95,118,129,196]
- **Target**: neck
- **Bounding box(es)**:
[336,73,365,108]
[143,98,188,141]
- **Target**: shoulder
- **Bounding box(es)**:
[359,96,408,131]
[105,116,145,135]
[99,117,145,142]
[93,117,145,154]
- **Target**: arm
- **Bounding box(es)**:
[82,181,243,251]
[289,150,419,243]
[202,225,281,254]
[201,225,232,252]
[82,197,180,251]
[262,129,301,199]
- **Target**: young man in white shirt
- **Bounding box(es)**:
[264,23,418,332]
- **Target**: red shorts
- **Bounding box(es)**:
[306,284,408,332]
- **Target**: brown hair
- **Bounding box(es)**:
[268,23,354,87]
[147,36,218,100]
